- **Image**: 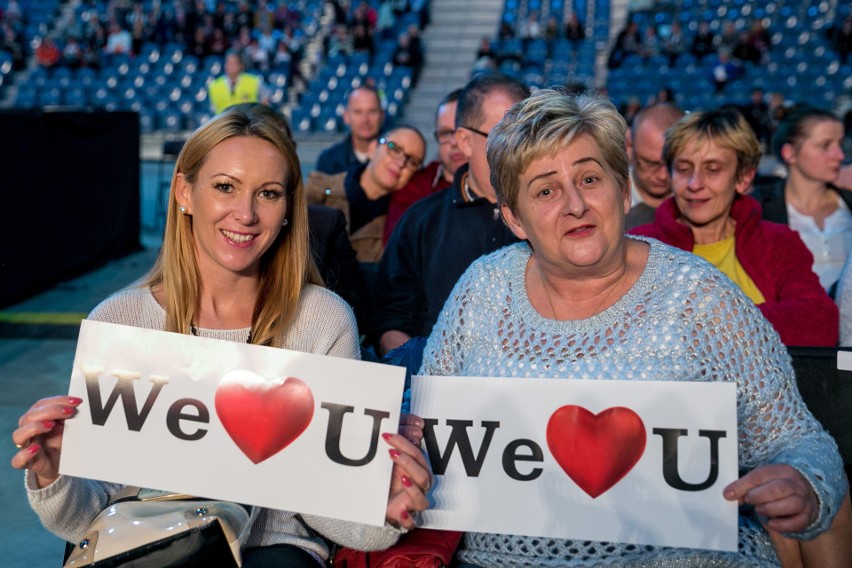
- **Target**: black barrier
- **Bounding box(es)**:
[0,110,141,307]
[789,347,852,473]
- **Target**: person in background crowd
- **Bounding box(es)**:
[663,20,685,66]
[740,88,773,149]
[315,86,385,175]
[371,72,529,356]
[829,14,852,63]
[383,89,467,243]
[624,102,685,229]
[690,20,715,61]
[754,104,852,296]
[564,11,585,47]
[631,107,839,347]
[208,50,269,114]
[306,125,426,264]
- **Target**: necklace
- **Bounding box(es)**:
[190,323,252,343]
[538,261,626,320]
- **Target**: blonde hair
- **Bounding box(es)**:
[140,106,321,346]
[487,88,629,214]
[664,108,761,182]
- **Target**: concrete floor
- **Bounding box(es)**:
[1,249,160,567]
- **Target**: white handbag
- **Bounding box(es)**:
[63,487,255,568]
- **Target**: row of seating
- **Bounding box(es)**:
[606,0,847,111]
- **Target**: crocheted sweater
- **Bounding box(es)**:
[421,239,846,568]
[26,285,401,560]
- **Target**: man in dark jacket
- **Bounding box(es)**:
[315,86,385,174]
[371,72,530,356]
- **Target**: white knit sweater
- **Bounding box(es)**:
[422,240,847,568]
[26,284,401,560]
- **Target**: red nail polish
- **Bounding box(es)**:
[61,406,75,415]
[389,449,401,459]
[401,475,413,487]
[400,510,410,520]
[42,420,55,429]
[28,444,40,455]
[381,433,393,440]
[68,397,83,405]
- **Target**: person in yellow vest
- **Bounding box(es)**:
[208,51,269,114]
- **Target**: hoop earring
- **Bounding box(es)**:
[282,218,289,227]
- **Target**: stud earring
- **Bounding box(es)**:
[282,219,289,227]
[179,206,187,214]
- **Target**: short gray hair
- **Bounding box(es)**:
[487,88,629,214]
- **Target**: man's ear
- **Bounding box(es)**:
[501,203,528,241]
[367,138,379,160]
[625,128,635,162]
[175,173,192,214]
[456,127,474,159]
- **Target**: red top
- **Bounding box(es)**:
[630,194,839,347]
[384,161,452,244]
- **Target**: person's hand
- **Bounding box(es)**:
[382,427,432,531]
[10,395,82,489]
[398,413,425,447]
[724,463,820,533]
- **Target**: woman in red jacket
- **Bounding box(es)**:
[630,107,838,347]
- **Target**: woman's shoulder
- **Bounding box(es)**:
[87,286,164,329]
[297,284,357,324]
[639,236,735,285]
[456,243,528,288]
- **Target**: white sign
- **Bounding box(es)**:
[411,375,739,552]
[60,320,406,526]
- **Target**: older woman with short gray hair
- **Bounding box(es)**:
[421,89,846,567]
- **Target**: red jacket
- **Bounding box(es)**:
[630,195,838,347]
[383,161,452,244]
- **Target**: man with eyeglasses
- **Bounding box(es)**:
[383,88,467,243]
[372,72,530,357]
[624,103,685,230]
[305,125,426,264]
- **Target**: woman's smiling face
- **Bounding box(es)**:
[177,135,289,279]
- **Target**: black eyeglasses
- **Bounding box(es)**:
[379,138,423,170]
[434,128,456,144]
[462,125,490,138]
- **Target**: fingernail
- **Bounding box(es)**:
[389,449,401,459]
[61,406,75,415]
[28,444,40,455]
[382,433,393,440]
[68,397,83,405]
[42,420,55,429]
[401,475,413,487]
[401,510,410,520]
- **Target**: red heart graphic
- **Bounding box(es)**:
[546,405,646,498]
[215,371,314,464]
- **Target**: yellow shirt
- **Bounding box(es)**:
[693,236,766,305]
[208,73,261,114]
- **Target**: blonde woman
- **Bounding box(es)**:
[12,106,431,567]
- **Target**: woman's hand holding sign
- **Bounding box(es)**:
[383,413,433,530]
[724,463,820,533]
[11,395,82,489]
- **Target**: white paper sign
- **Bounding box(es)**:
[60,320,405,526]
[411,375,738,552]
